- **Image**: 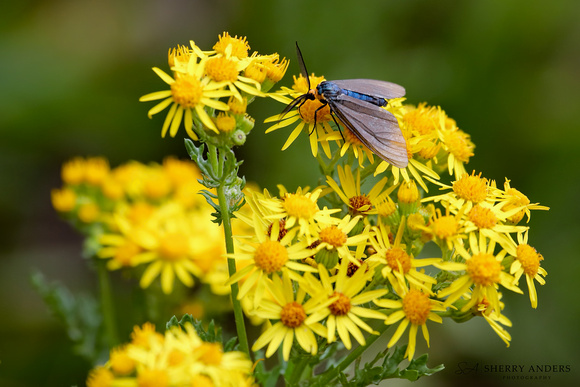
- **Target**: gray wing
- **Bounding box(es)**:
[331,79,406,100]
[329,94,408,168]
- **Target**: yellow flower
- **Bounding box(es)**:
[326,165,392,217]
[251,270,334,360]
[491,179,549,224]
[436,233,523,316]
[265,73,338,158]
[303,259,388,349]
[374,282,446,360]
[140,41,233,138]
[368,220,439,294]
[505,231,547,308]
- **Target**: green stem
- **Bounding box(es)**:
[96,259,118,348]
[217,177,250,357]
[317,323,390,385]
[287,355,312,385]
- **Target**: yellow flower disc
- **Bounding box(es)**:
[254,240,288,273]
[402,289,431,325]
[280,301,306,328]
[329,291,351,316]
[516,244,543,277]
[467,253,501,287]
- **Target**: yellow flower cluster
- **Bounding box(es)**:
[86,322,254,387]
[52,156,246,295]
[225,158,547,360]
[140,32,288,142]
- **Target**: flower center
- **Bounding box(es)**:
[205,56,238,82]
[349,194,372,214]
[254,240,288,273]
[171,74,203,108]
[243,61,267,83]
[283,193,318,219]
[213,32,250,58]
[468,204,498,229]
[453,172,488,203]
[504,188,530,224]
[158,232,189,261]
[402,289,431,325]
[167,348,186,367]
[280,301,306,328]
[264,56,289,82]
[443,129,474,163]
[466,253,501,286]
[114,241,142,266]
[385,247,412,273]
[319,226,347,248]
[137,369,169,387]
[403,105,437,135]
[376,196,397,217]
[329,291,351,316]
[343,127,363,146]
[228,96,247,115]
[516,244,543,277]
[431,215,458,240]
[196,342,223,366]
[298,99,332,124]
[215,113,236,132]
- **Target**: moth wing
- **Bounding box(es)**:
[329,94,408,168]
[331,79,406,100]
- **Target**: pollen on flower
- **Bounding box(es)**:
[431,215,458,240]
[403,103,438,135]
[385,247,412,273]
[215,113,236,132]
[264,56,289,82]
[418,140,441,160]
[344,128,363,146]
[443,128,474,163]
[349,194,372,214]
[468,204,498,229]
[329,291,352,316]
[319,225,347,248]
[114,240,141,267]
[298,99,332,124]
[205,56,239,83]
[196,342,223,366]
[292,74,324,93]
[254,240,288,273]
[280,301,307,328]
[402,289,431,325]
[213,32,250,58]
[137,369,169,387]
[283,193,318,219]
[453,172,488,203]
[168,44,190,69]
[158,232,189,261]
[504,188,530,224]
[466,253,501,287]
[243,61,267,83]
[516,244,543,277]
[228,95,247,115]
[171,74,203,108]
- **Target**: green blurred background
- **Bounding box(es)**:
[1,0,579,386]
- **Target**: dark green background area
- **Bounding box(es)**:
[1,1,578,386]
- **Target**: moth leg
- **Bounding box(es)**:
[310,99,328,135]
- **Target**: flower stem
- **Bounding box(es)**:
[96,259,119,348]
[217,177,251,357]
[317,323,390,385]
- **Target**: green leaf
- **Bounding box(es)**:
[30,271,104,364]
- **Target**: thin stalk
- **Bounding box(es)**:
[287,355,312,385]
[317,323,390,385]
[217,177,250,357]
[96,259,119,348]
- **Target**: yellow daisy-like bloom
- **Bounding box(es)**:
[140,41,233,139]
[491,179,550,224]
[265,73,337,158]
[436,233,523,316]
[419,207,466,253]
[326,165,392,217]
[251,270,334,360]
[89,322,254,387]
[439,124,475,179]
[475,295,512,346]
[99,203,203,294]
[315,214,370,266]
[259,186,341,243]
[304,259,388,350]
[226,213,318,307]
[374,282,446,360]
[505,231,547,308]
[368,220,440,294]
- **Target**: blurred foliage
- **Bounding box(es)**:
[1,0,579,386]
